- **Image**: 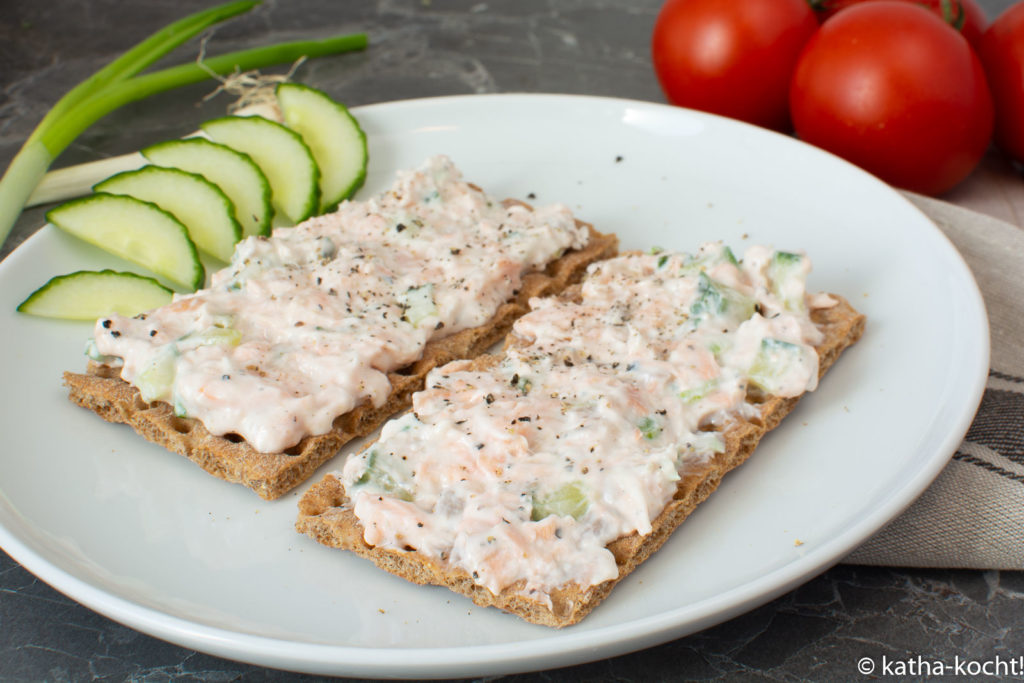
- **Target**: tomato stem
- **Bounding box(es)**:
[937,0,967,30]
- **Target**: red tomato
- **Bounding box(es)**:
[813,0,988,47]
[651,0,818,131]
[789,2,993,196]
[978,3,1024,164]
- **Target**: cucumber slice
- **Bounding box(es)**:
[276,83,368,212]
[201,115,320,225]
[142,137,272,239]
[47,193,204,290]
[95,166,242,263]
[17,269,173,320]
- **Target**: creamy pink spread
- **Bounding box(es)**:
[89,156,590,452]
[340,243,835,605]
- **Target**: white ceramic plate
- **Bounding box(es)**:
[0,94,988,678]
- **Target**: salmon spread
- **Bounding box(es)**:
[340,243,837,605]
[88,156,591,453]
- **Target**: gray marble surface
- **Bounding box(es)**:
[2,1,1022,680]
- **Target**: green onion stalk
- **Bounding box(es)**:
[0,0,367,250]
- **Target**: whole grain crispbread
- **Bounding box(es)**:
[64,210,618,501]
[295,294,865,627]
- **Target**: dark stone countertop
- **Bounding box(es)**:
[2,1,1022,680]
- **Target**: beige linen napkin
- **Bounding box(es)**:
[844,194,1024,570]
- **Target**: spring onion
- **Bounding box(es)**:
[29,33,367,207]
[0,0,367,250]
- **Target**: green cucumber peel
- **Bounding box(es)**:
[95,165,243,262]
[201,115,321,224]
[353,450,415,501]
[276,82,368,212]
[17,269,173,320]
[47,193,205,290]
[142,137,273,239]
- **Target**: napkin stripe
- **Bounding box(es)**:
[989,374,1024,394]
[990,369,1024,384]
[953,451,1024,484]
[964,389,1024,463]
[950,370,1024,486]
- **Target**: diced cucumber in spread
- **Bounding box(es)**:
[17,269,173,320]
[95,165,242,263]
[47,193,204,291]
[748,338,812,395]
[85,339,105,361]
[276,83,367,212]
[687,431,726,455]
[173,396,189,418]
[531,481,589,521]
[201,115,320,225]
[177,325,242,350]
[637,415,662,440]
[679,379,717,404]
[768,251,807,313]
[680,243,737,274]
[352,450,414,501]
[690,272,756,322]
[142,137,272,239]
[134,345,179,403]
[771,250,803,270]
[399,284,437,328]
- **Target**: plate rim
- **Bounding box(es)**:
[0,92,990,678]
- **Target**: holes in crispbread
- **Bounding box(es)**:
[697,417,724,432]
[393,362,419,377]
[223,432,244,443]
[168,416,193,434]
[746,386,768,404]
[333,412,357,434]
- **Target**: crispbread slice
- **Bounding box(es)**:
[295,295,865,627]
[64,217,618,501]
